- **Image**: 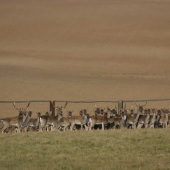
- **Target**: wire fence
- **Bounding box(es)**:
[0,99,170,118]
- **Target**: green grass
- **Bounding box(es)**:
[0,129,170,170]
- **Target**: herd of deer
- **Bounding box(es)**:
[0,101,170,134]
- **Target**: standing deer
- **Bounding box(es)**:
[88,108,110,130]
[39,102,68,131]
[125,102,147,129]
[20,111,32,132]
[23,112,41,132]
[137,108,150,129]
[0,102,30,134]
[149,108,157,128]
[56,111,72,131]
[110,109,127,129]
[69,110,88,131]
[159,109,169,128]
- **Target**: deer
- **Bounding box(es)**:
[88,108,111,130]
[109,109,127,129]
[107,104,126,129]
[137,108,150,129]
[149,108,157,128]
[0,102,30,134]
[158,108,169,128]
[69,110,88,131]
[125,102,147,129]
[154,109,161,128]
[126,105,135,129]
[20,111,33,132]
[72,109,88,130]
[23,112,41,132]
[39,102,68,132]
[56,111,72,131]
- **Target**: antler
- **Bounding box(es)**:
[23,102,30,110]
[13,102,30,111]
[13,102,21,110]
[134,101,139,107]
[63,101,68,109]
[142,101,147,107]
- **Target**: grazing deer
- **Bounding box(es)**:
[0,102,30,134]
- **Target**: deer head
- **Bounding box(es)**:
[67,111,73,117]
[13,102,30,115]
[56,101,68,116]
[134,101,147,113]
[144,108,148,115]
[79,109,84,116]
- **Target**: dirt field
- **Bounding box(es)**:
[0,0,170,116]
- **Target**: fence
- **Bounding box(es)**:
[0,99,170,118]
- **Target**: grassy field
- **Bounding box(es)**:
[0,129,170,170]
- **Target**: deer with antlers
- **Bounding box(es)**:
[125,102,147,129]
[56,110,72,131]
[21,112,41,132]
[0,102,30,134]
[20,111,33,132]
[39,101,68,131]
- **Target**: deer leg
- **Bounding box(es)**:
[1,124,8,134]
[84,124,87,131]
[133,123,136,129]
[102,122,104,130]
[137,123,142,129]
[70,123,74,131]
[1,126,6,134]
[89,122,94,130]
[80,124,83,130]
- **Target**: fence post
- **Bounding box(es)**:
[50,101,56,116]
[118,100,123,114]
